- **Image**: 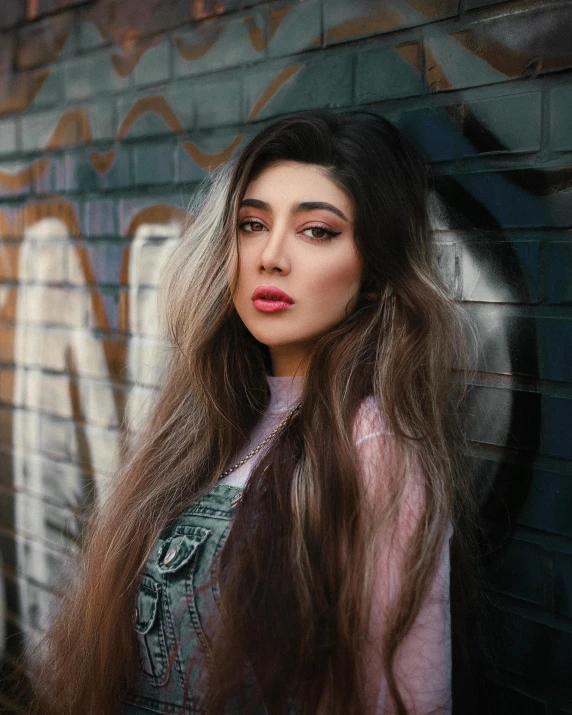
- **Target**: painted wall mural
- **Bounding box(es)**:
[0,0,571,711]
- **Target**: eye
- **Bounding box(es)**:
[239,220,267,233]
[301,225,342,242]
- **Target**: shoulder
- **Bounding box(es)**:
[351,395,393,448]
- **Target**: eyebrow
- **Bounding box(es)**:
[240,198,349,222]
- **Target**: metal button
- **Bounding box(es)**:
[163,547,177,565]
[230,493,242,507]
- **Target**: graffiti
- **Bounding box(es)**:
[0,0,570,709]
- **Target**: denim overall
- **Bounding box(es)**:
[122,483,251,715]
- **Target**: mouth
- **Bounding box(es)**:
[252,285,294,313]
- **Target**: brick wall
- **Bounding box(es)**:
[0,0,571,711]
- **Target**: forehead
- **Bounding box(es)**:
[243,160,354,217]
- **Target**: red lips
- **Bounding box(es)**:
[252,286,294,303]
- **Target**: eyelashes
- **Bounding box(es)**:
[238,220,342,243]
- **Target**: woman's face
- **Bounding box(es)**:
[232,160,363,377]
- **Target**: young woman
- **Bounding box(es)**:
[32,110,478,714]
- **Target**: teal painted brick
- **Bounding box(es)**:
[356,44,424,104]
[175,130,245,184]
[543,395,572,460]
[549,85,572,151]
[66,148,131,192]
[461,92,542,156]
[132,140,176,186]
[267,0,321,59]
[0,118,17,156]
[165,80,197,131]
[516,466,572,539]
[86,98,115,142]
[77,19,107,52]
[194,75,241,128]
[116,92,178,140]
[554,551,572,619]
[133,38,171,88]
[541,243,572,305]
[64,50,129,101]
[30,67,64,109]
[244,54,353,121]
[538,318,572,384]
[483,538,546,606]
[174,12,264,78]
[325,0,457,46]
[398,106,455,161]
[21,109,61,153]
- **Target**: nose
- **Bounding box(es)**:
[258,221,291,274]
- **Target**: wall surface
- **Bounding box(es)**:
[0,0,571,711]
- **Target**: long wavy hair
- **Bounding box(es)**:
[30,110,479,714]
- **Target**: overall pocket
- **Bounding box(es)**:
[134,575,169,686]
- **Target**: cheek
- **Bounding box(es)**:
[313,254,362,302]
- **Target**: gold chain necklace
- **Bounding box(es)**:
[219,401,301,479]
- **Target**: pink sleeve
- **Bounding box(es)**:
[354,399,453,715]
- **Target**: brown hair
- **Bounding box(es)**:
[30,110,479,714]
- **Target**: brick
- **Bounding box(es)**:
[116,92,179,140]
[12,409,40,452]
[194,75,242,128]
[130,238,177,288]
[16,11,76,71]
[66,147,131,192]
[0,368,15,405]
[0,118,17,156]
[29,65,64,109]
[460,241,539,303]
[174,13,263,78]
[266,0,321,59]
[460,92,542,157]
[0,244,20,281]
[39,415,77,462]
[21,109,73,153]
[128,337,167,386]
[133,37,171,87]
[0,0,25,29]
[549,86,572,151]
[33,155,67,195]
[26,371,78,419]
[132,288,160,336]
[0,287,18,322]
[554,552,572,619]
[77,20,107,52]
[466,384,541,453]
[82,424,119,476]
[398,105,455,162]
[0,161,32,199]
[441,170,572,229]
[481,680,547,715]
[541,242,572,305]
[23,286,85,328]
[29,243,67,284]
[190,0,241,20]
[63,50,129,102]
[83,200,117,238]
[356,43,424,104]
[325,0,457,45]
[125,385,156,432]
[85,380,128,428]
[244,54,353,121]
[543,395,572,460]
[483,538,546,606]
[87,287,129,332]
[537,318,572,384]
[485,605,572,697]
[132,140,176,186]
[68,242,125,287]
[0,326,15,364]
